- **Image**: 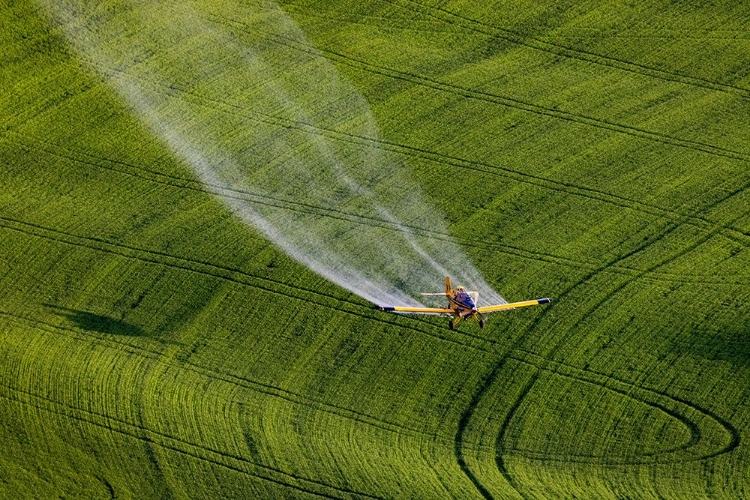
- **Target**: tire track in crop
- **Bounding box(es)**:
[0,310,500,450]
[0,308,504,497]
[503,360,708,465]
[484,198,740,492]
[455,324,740,495]
[540,181,749,348]
[0,213,510,449]
[217,16,750,165]
[453,359,506,500]
[507,349,740,464]
[1,133,697,287]
[491,222,740,495]
[16,19,750,256]
[0,382,380,500]
[304,121,750,257]
[2,293,738,493]
[0,216,496,354]
[4,133,614,277]
[27,10,750,264]
[16,6,750,255]
[0,213,736,462]
[11,133,750,288]
[0,309,496,455]
[11,89,750,282]
[6,133,512,258]
[6,302,735,493]
[457,268,632,498]
[490,226,681,497]
[383,0,750,98]
[200,15,750,249]
[455,221,736,498]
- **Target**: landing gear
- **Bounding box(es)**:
[479,317,487,329]
[448,319,456,330]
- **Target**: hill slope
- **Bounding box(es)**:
[2,1,749,498]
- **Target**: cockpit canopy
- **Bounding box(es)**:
[454,288,476,310]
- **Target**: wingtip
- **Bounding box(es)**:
[377,306,396,312]
[538,298,551,305]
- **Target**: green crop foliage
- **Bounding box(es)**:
[2,0,749,498]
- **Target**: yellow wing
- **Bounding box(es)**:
[477,298,550,313]
[378,306,453,315]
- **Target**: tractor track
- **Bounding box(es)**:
[383,0,750,99]
[199,14,750,250]
[16,5,750,257]
[487,195,741,480]
[5,134,601,275]
[456,218,740,498]
[110,6,743,236]
[1,305,737,492]
[504,225,740,485]
[507,350,740,465]
[0,208,712,496]
[0,216,496,354]
[1,239,740,497]
[9,22,750,263]
[6,4,746,498]
[489,222,687,497]
[6,131,749,287]
[212,14,750,165]
[4,132,612,275]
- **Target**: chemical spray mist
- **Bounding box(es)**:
[40,0,506,308]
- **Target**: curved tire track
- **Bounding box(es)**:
[488,225,681,497]
[458,222,739,497]
[507,350,740,465]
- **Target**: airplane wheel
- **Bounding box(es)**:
[448,320,455,330]
[479,318,486,329]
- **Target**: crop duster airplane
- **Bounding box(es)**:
[378,277,550,329]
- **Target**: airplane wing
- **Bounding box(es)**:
[477,298,550,313]
[378,306,453,315]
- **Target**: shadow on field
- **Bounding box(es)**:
[673,319,750,366]
[44,304,148,337]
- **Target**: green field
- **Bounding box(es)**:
[2,1,750,498]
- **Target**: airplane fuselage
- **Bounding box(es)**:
[449,290,477,317]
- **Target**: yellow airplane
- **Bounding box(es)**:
[378,277,550,329]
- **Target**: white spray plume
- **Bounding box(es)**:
[38,0,506,308]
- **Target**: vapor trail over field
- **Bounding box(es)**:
[40,0,506,307]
